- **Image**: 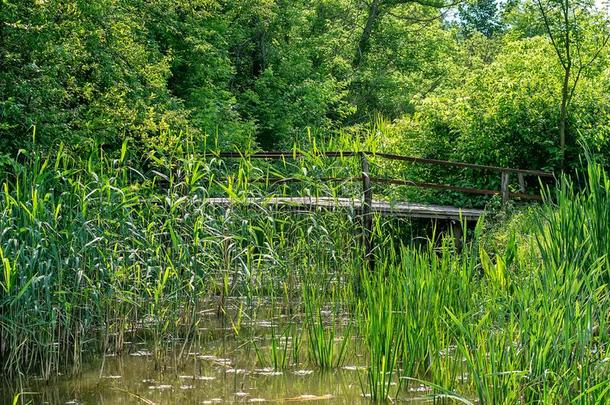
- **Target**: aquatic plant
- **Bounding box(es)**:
[302,285,351,370]
[2,135,610,404]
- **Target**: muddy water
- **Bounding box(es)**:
[2,348,437,403]
[2,315,442,404]
[8,359,366,403]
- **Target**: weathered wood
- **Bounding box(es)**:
[361,153,374,272]
[216,151,555,178]
[214,176,542,201]
[369,177,542,201]
[501,172,510,204]
[518,173,526,193]
[204,197,485,221]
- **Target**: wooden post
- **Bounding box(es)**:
[501,171,510,204]
[361,152,374,272]
[518,173,526,193]
[450,219,463,252]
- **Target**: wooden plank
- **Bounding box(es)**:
[371,177,501,197]
[361,153,374,271]
[518,173,526,193]
[501,172,510,204]
[204,197,485,221]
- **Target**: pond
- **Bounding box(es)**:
[2,309,443,404]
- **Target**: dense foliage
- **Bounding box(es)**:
[3,2,610,401]
[2,0,609,171]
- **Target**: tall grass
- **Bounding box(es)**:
[302,284,351,369]
[0,138,366,378]
[353,160,610,402]
[0,131,391,380]
[2,135,610,404]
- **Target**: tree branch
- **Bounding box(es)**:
[535,0,567,70]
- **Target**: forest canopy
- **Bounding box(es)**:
[1,0,609,170]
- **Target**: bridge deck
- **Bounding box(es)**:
[205,197,484,220]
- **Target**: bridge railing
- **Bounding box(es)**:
[214,151,554,268]
[215,151,554,204]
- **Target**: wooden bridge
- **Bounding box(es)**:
[210,151,553,216]
[205,196,486,220]
[209,151,554,265]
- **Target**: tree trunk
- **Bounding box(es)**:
[559,64,570,169]
[252,23,268,77]
[353,0,382,68]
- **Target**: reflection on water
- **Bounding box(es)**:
[3,353,370,403]
[2,313,443,404]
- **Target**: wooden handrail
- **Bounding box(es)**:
[372,153,554,177]
[213,150,552,204]
[213,176,542,201]
[211,149,553,272]
[215,151,554,178]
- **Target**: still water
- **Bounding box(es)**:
[2,313,444,404]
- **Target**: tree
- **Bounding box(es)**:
[535,0,609,167]
[352,0,450,68]
[348,0,457,122]
[0,0,194,154]
[458,0,504,38]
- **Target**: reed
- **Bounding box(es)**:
[2,134,610,404]
[302,284,351,369]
